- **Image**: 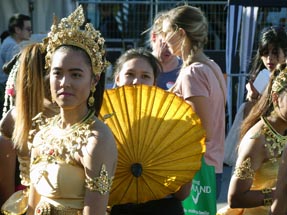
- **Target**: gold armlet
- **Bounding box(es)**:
[234,157,255,180]
[85,164,114,195]
[261,188,273,206]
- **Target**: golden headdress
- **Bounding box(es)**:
[44,5,108,75]
[272,65,287,93]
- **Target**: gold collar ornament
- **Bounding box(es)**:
[44,5,108,75]
[261,116,287,162]
[272,66,287,94]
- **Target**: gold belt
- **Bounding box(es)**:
[35,201,82,215]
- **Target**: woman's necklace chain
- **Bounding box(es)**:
[261,116,287,162]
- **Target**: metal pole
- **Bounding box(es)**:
[28,0,34,31]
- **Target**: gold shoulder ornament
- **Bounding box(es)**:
[85,164,114,195]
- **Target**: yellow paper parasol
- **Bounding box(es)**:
[99,85,206,206]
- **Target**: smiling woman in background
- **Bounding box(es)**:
[113,48,161,87]
[110,47,192,215]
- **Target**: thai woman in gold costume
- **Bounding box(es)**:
[26,6,117,215]
[270,142,287,214]
[218,64,287,214]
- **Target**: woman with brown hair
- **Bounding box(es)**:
[218,64,287,214]
[0,42,58,214]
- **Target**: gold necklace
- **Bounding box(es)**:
[34,110,95,164]
[54,109,93,130]
[261,116,287,161]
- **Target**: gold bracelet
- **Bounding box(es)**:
[262,188,272,194]
[263,198,273,206]
[261,188,273,206]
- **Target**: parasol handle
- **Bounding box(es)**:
[131,163,142,177]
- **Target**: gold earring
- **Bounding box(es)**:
[88,85,96,107]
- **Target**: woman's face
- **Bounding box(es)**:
[152,33,174,64]
[261,44,286,72]
[161,19,183,57]
[115,57,155,86]
[50,48,95,110]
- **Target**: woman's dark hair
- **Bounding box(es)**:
[8,13,31,34]
[249,26,287,80]
[240,66,283,139]
[113,47,162,82]
[94,71,105,117]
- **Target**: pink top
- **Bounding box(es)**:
[172,60,226,173]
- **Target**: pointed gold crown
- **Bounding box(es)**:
[44,5,108,75]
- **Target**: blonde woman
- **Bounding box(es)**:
[162,5,227,199]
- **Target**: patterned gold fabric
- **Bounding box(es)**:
[30,110,113,211]
[217,159,280,215]
[234,158,255,180]
[1,189,28,215]
[35,201,82,215]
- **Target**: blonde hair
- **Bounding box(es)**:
[13,43,46,150]
[166,5,208,67]
[151,11,167,35]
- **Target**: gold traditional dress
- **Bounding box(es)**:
[217,117,286,215]
[29,111,112,215]
[1,111,46,215]
[1,155,30,215]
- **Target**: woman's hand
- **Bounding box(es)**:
[246,81,260,102]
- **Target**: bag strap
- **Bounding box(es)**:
[203,60,226,104]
